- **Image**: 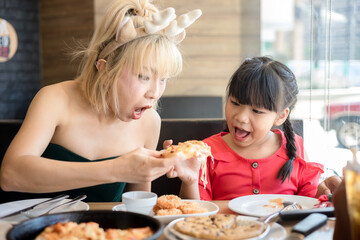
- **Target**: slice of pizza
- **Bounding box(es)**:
[161,140,214,189]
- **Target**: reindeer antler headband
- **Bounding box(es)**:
[97,7,202,61]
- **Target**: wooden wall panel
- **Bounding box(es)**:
[92,0,244,97]
[39,0,94,86]
[239,0,261,59]
[39,0,260,98]
[181,36,241,57]
[162,0,243,97]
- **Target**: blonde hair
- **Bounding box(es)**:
[75,0,182,116]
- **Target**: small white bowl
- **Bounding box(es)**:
[121,191,157,215]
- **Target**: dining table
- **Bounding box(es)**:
[89,200,335,240]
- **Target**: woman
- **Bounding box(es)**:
[0,0,202,202]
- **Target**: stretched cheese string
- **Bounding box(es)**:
[179,141,213,189]
[195,148,214,189]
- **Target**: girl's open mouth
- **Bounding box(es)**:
[235,127,250,140]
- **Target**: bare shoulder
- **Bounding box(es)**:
[140,108,161,149]
[140,108,161,135]
[35,81,76,104]
[142,108,161,127]
[26,81,79,123]
[6,81,80,155]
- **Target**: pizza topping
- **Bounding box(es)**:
[35,221,153,240]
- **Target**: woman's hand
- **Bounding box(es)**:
[315,175,343,198]
[118,147,179,183]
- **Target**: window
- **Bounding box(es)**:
[261,0,360,178]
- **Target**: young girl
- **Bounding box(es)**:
[0,0,202,202]
[199,56,324,200]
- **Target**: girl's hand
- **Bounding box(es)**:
[118,147,179,183]
[166,156,201,185]
[315,175,343,198]
[162,139,173,149]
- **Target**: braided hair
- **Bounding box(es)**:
[226,56,299,182]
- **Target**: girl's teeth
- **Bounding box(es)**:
[135,109,142,114]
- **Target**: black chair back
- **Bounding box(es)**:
[0,118,303,201]
[157,96,223,119]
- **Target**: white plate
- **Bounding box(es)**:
[0,198,89,224]
[164,216,286,240]
[113,200,219,224]
[228,194,319,217]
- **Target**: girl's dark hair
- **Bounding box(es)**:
[226,56,299,182]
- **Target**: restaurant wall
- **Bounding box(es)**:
[94,0,261,98]
[0,0,261,119]
[39,0,261,99]
[39,0,94,86]
[0,0,41,119]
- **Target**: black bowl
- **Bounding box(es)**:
[6,210,163,240]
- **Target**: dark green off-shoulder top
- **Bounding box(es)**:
[40,143,126,202]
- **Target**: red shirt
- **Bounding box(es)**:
[199,129,324,200]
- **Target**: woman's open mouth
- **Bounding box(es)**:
[132,106,151,119]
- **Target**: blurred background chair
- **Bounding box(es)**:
[157,96,223,119]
